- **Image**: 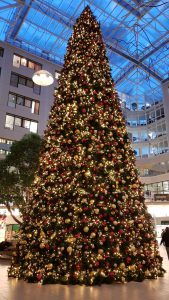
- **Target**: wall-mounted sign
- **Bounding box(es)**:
[154,194,169,201]
[161,221,169,225]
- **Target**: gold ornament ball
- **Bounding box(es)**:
[94,208,99,214]
[27,234,32,238]
[90,232,96,238]
[113,221,118,225]
[130,245,136,252]
[98,249,104,254]
[138,223,143,228]
[130,265,136,271]
[111,204,116,208]
[120,263,125,269]
[40,243,45,249]
[46,263,53,270]
[104,226,108,231]
[85,170,91,177]
[65,218,71,224]
[67,246,73,254]
[145,270,150,276]
[83,226,89,232]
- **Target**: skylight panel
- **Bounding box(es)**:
[0,20,8,40]
[158,14,169,30]
[91,0,113,10]
[111,5,128,19]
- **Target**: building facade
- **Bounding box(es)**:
[0,42,61,157]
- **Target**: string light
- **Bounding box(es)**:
[8,6,165,285]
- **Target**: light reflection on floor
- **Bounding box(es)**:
[0,246,168,300]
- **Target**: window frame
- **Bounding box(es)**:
[11,72,41,95]
[13,53,42,71]
[5,114,38,133]
[8,92,40,115]
[8,93,16,108]
[0,47,4,57]
[10,73,19,87]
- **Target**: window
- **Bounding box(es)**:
[156,109,160,120]
[30,121,38,133]
[26,78,33,88]
[28,61,35,69]
[23,119,30,129]
[10,73,41,95]
[17,96,24,105]
[8,92,40,114]
[8,93,16,108]
[0,47,4,57]
[13,54,42,70]
[15,117,22,127]
[10,73,18,87]
[163,182,169,191]
[25,98,31,108]
[5,114,38,133]
[5,115,14,130]
[33,84,41,95]
[13,54,20,68]
[0,138,13,144]
[55,71,60,79]
[31,101,39,114]
[0,149,6,155]
[7,140,13,145]
[21,57,27,67]
[0,138,6,143]
[161,107,164,117]
[34,64,41,71]
[18,76,26,85]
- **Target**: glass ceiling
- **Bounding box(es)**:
[0,0,169,100]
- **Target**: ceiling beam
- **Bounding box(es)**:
[0,4,18,11]
[162,77,169,84]
[32,0,74,29]
[140,39,169,62]
[107,43,163,81]
[8,0,32,40]
[112,0,141,17]
[0,16,13,24]
[140,0,161,18]
[115,64,136,85]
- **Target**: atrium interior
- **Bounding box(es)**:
[0,1,169,299]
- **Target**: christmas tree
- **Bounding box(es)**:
[9,6,164,285]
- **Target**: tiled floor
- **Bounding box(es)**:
[1,246,169,300]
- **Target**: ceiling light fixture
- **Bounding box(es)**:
[32,70,54,86]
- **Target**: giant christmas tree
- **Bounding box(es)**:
[9,6,164,285]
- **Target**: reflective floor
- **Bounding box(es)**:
[1,246,169,300]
